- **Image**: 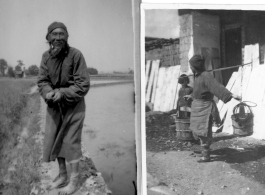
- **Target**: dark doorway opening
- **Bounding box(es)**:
[222,27,242,86]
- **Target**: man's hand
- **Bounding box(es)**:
[53,91,62,103]
[232,94,242,101]
[46,91,55,100]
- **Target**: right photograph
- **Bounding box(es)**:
[143,6,265,195]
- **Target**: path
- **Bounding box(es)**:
[146,111,265,195]
[147,149,265,195]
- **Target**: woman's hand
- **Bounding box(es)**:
[232,94,242,101]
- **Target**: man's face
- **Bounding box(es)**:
[49,28,68,49]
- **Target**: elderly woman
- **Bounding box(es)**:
[185,55,241,162]
[37,22,90,194]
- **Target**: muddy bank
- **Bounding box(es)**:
[146,111,265,195]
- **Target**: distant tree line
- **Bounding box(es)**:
[113,70,134,74]
[0,59,7,76]
[27,65,39,76]
[1,58,101,77]
[0,58,40,78]
[87,67,98,75]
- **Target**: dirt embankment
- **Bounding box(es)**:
[146,111,265,195]
[0,85,42,195]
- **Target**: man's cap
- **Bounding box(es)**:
[46,22,68,40]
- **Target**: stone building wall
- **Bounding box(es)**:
[179,14,193,73]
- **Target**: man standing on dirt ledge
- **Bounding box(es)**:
[184,55,241,163]
[37,22,90,194]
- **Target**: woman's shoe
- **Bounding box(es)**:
[197,150,210,163]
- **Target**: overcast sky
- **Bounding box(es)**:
[145,9,180,38]
[0,0,133,72]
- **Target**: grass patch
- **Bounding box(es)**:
[0,79,35,151]
[0,78,42,194]
[0,79,35,130]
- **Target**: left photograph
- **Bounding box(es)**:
[0,1,136,195]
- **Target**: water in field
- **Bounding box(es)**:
[90,80,122,84]
[83,83,136,195]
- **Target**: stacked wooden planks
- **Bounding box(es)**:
[145,60,151,90]
[220,44,265,139]
[146,60,160,103]
[221,44,255,134]
[145,60,182,112]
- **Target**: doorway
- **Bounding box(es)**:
[222,26,242,86]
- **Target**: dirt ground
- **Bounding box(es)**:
[146,111,265,195]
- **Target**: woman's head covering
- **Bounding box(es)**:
[46,22,68,40]
[178,74,189,85]
[189,55,206,72]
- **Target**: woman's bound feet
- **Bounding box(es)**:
[197,150,211,163]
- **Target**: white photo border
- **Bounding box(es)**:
[141,2,265,195]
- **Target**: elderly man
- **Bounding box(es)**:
[185,55,241,163]
[37,22,90,194]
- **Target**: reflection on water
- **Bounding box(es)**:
[83,128,98,139]
[83,83,136,195]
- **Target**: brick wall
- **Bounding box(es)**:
[179,14,193,72]
[160,43,180,66]
[145,40,180,66]
[192,11,222,84]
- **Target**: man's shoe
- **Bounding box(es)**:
[47,173,68,190]
[59,173,80,195]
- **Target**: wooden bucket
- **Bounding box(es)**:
[175,118,194,141]
[232,102,254,136]
[176,130,194,141]
[231,113,253,136]
[175,118,190,130]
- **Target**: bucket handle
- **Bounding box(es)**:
[233,102,254,123]
[232,124,253,129]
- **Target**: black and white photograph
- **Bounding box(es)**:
[4,0,265,194]
[142,3,265,195]
[0,1,137,195]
